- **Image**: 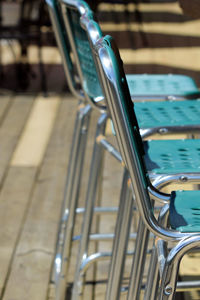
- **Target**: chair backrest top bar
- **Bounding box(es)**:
[46,0,84,100]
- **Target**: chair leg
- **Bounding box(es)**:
[53,103,92,300]
[144,204,169,300]
[105,168,133,300]
[71,113,108,300]
[127,218,150,300]
[158,235,200,300]
[144,242,160,300]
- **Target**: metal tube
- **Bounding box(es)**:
[71,113,107,300]
[55,104,91,300]
[105,169,133,300]
[159,235,200,300]
[127,218,150,300]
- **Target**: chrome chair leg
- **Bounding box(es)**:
[144,203,169,300]
[158,235,200,300]
[144,242,160,300]
[105,168,133,300]
[53,103,92,300]
[127,218,150,300]
[71,113,108,300]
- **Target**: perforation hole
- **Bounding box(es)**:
[172,81,179,87]
[178,148,188,152]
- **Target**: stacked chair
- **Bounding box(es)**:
[94,34,200,300]
[46,0,200,299]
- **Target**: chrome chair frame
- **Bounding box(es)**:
[46,0,93,286]
[67,11,200,300]
[94,35,200,300]
[47,0,200,299]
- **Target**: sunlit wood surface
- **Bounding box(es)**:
[1,1,200,299]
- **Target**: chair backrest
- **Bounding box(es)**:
[46,0,84,100]
[57,0,105,109]
[94,34,189,240]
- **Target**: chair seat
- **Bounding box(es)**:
[145,139,200,174]
[170,190,200,232]
[126,74,200,100]
[135,100,200,128]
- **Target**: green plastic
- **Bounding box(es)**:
[135,100,200,128]
[103,35,149,188]
[145,139,200,174]
[101,35,200,234]
[48,0,200,101]
[127,74,200,98]
[170,190,200,232]
[66,5,103,99]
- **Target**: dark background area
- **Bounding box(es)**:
[0,0,199,95]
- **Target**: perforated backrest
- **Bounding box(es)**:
[46,0,83,100]
[96,35,149,187]
[94,35,177,238]
[59,0,104,104]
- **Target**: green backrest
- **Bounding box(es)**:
[97,35,149,189]
[60,0,103,99]
[94,35,169,237]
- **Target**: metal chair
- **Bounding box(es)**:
[93,34,200,300]
[46,0,200,298]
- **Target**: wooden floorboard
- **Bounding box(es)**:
[2,95,77,300]
[0,166,37,297]
[0,95,34,183]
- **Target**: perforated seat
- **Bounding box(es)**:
[127,74,200,100]
[145,139,200,174]
[135,100,200,128]
[170,190,200,233]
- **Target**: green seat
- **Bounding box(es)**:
[127,74,200,100]
[170,190,200,232]
[135,100,200,128]
[56,0,200,105]
[145,139,200,174]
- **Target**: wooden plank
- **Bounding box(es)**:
[98,2,181,13]
[101,19,200,37]
[0,95,34,183]
[1,43,61,65]
[11,95,60,167]
[118,48,200,71]
[0,95,12,124]
[3,95,77,300]
[0,166,37,297]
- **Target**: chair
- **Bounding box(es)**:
[46,0,200,298]
[94,34,200,300]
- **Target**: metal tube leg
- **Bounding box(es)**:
[54,103,92,300]
[91,141,106,299]
[144,242,159,300]
[144,205,169,300]
[71,113,108,300]
[105,169,133,300]
[127,218,150,300]
[159,235,200,300]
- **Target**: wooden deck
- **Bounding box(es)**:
[0,93,76,299]
[1,1,200,299]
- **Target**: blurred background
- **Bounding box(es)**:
[0,0,200,95]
